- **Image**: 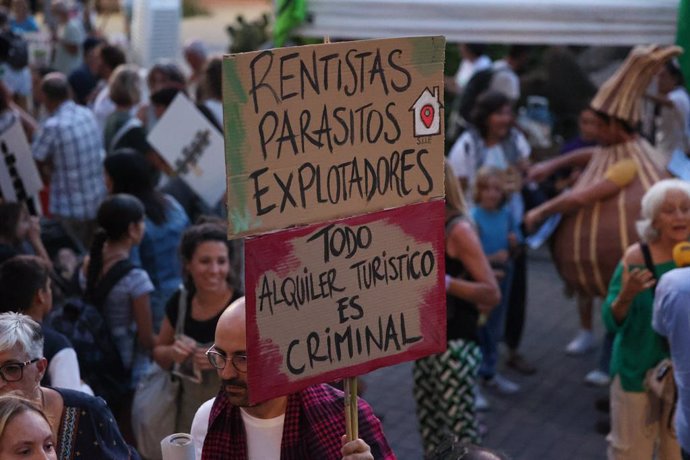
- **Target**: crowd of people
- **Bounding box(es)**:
[437,42,690,460]
[0,2,687,459]
[0,2,397,459]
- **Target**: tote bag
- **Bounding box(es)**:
[132,287,188,459]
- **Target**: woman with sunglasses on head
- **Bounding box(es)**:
[153,222,242,433]
[0,312,139,459]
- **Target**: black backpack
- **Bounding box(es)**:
[45,260,135,410]
[0,31,29,70]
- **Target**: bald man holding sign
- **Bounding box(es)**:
[191,297,395,460]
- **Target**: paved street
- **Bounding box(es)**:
[362,247,609,459]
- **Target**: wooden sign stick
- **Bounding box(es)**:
[344,377,359,441]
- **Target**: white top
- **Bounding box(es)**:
[48,348,94,395]
[656,86,690,160]
[454,55,492,90]
[52,19,84,75]
[241,408,284,460]
[191,398,213,460]
[448,128,531,185]
[203,99,223,128]
[489,60,520,102]
[191,398,285,460]
[92,85,115,136]
[1,65,31,97]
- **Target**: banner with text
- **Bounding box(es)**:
[0,119,42,202]
[223,36,445,238]
[148,93,226,208]
[244,200,446,403]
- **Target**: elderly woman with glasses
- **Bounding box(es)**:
[0,312,139,459]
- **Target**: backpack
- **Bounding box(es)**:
[45,259,135,410]
[0,31,28,70]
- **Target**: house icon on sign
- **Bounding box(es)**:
[409,86,442,137]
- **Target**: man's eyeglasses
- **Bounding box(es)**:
[206,347,247,373]
[0,358,40,383]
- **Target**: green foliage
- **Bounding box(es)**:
[182,0,209,18]
[227,14,271,54]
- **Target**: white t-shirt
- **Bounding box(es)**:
[52,19,84,75]
[203,99,223,128]
[448,128,531,185]
[191,398,285,460]
[1,65,31,97]
[489,60,520,102]
[241,408,284,460]
[454,55,492,90]
[92,85,115,136]
[448,128,530,222]
[49,347,81,391]
[656,86,690,160]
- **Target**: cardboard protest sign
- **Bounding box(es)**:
[244,199,446,403]
[223,36,445,238]
[0,119,42,202]
[147,93,226,207]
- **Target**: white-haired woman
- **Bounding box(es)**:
[602,179,690,460]
[0,312,139,459]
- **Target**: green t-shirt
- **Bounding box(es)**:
[602,260,675,392]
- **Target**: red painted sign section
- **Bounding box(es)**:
[244,200,446,403]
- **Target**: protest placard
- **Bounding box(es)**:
[223,36,445,238]
[0,119,42,202]
[244,199,445,403]
[147,93,226,207]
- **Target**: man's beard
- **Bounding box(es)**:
[222,378,254,407]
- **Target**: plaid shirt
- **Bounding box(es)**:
[33,100,106,219]
[202,384,395,460]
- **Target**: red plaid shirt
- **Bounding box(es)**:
[201,384,395,459]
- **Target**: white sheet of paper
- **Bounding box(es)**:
[526,213,562,250]
[667,149,690,181]
[147,94,225,207]
[0,119,43,202]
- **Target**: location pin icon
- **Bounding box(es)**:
[420,104,434,129]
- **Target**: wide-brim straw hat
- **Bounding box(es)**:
[591,45,683,126]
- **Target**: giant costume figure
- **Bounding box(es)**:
[525,45,681,297]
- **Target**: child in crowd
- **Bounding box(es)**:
[471,167,523,400]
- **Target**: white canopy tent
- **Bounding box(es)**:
[297,0,679,46]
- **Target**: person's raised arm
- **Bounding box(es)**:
[610,245,655,324]
[524,157,637,232]
[524,177,620,232]
[527,147,595,183]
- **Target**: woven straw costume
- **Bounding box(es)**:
[535,45,681,296]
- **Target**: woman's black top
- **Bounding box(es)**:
[445,217,479,343]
